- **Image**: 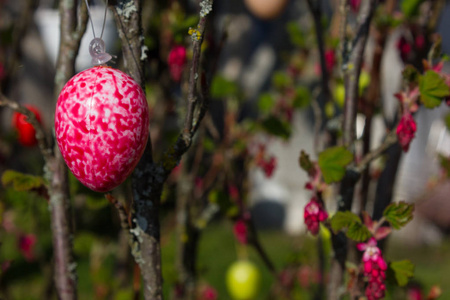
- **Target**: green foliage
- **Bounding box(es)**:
[439,155,450,178]
[401,0,424,18]
[402,65,420,85]
[330,211,371,242]
[260,116,292,140]
[292,87,310,108]
[272,72,292,90]
[258,93,275,113]
[390,260,415,287]
[208,190,238,217]
[445,113,450,131]
[299,150,314,175]
[419,71,450,109]
[1,170,46,192]
[286,21,305,47]
[318,146,353,183]
[383,201,414,230]
[74,232,96,256]
[210,75,238,98]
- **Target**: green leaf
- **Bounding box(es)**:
[258,93,275,113]
[402,65,420,84]
[318,146,353,183]
[210,75,238,98]
[401,0,424,18]
[445,113,450,131]
[419,71,450,109]
[383,201,414,229]
[1,170,46,192]
[272,71,292,90]
[347,222,372,242]
[261,116,292,139]
[330,211,371,242]
[292,87,310,108]
[439,155,450,178]
[390,260,415,287]
[299,150,314,175]
[286,21,305,47]
[330,211,361,232]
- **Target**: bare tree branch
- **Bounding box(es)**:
[49,1,88,299]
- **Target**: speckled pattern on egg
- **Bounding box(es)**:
[55,66,149,192]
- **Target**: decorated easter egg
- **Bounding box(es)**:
[55,66,149,192]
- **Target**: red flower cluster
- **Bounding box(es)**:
[357,238,387,300]
[168,45,187,82]
[18,233,37,262]
[304,198,328,235]
[396,113,417,152]
[200,285,218,300]
[233,219,248,244]
[253,144,277,178]
[257,156,277,178]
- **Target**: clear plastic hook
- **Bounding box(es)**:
[89,37,112,66]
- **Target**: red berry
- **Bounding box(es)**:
[55,66,149,192]
[12,105,42,147]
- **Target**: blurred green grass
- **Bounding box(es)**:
[2,211,450,299]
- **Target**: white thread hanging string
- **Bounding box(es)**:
[84,0,112,65]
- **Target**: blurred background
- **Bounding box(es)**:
[1,0,450,299]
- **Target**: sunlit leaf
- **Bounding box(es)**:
[330,211,361,232]
[210,75,238,98]
[318,146,353,183]
[419,71,450,109]
[401,0,424,18]
[258,93,275,113]
[383,201,414,229]
[1,170,46,192]
[261,116,292,140]
[390,260,415,287]
[330,211,371,242]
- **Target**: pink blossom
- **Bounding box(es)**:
[407,285,423,300]
[257,156,277,178]
[357,238,387,300]
[233,219,248,244]
[18,233,37,262]
[304,198,328,235]
[201,285,218,300]
[350,0,361,12]
[168,45,187,82]
[228,184,240,201]
[415,35,425,50]
[396,113,417,152]
[0,62,5,80]
[397,36,412,62]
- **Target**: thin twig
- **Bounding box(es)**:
[342,0,378,147]
[355,132,398,175]
[106,194,131,230]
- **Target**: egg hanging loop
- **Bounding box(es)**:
[84,0,112,66]
[89,37,112,65]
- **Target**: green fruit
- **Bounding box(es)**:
[226,260,260,300]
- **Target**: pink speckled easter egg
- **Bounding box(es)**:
[55,66,149,192]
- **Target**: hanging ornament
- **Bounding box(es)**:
[55,1,149,192]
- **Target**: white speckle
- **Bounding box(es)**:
[141,45,148,61]
[200,0,213,17]
[116,1,137,19]
[105,108,111,118]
